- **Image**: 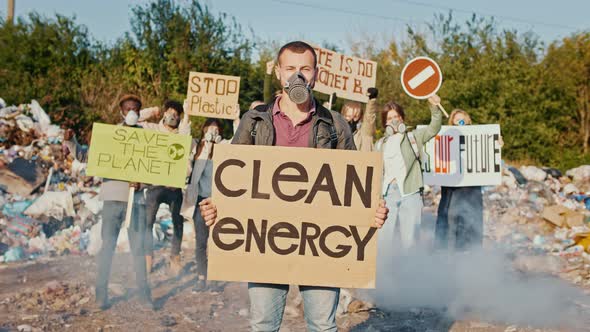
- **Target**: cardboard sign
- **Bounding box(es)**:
[186,72,240,119]
[420,124,502,187]
[208,144,383,288]
[86,123,192,188]
[309,43,377,103]
[401,57,442,99]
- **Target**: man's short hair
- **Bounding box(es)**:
[119,94,142,109]
[164,100,183,115]
[277,41,317,68]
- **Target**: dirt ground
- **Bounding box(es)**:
[1,215,589,331]
[0,251,368,332]
[0,250,584,332]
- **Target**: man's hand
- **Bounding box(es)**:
[266,60,275,75]
[373,199,388,228]
[129,182,140,190]
[428,94,441,106]
[367,87,379,100]
[199,198,217,227]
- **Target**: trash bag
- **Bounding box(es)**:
[543,167,563,179]
[520,166,547,182]
[24,191,75,220]
[0,158,47,196]
[88,219,130,255]
[86,220,102,256]
[2,200,34,217]
[28,234,53,255]
[42,216,74,238]
[564,183,580,195]
[507,167,527,186]
[4,246,25,262]
[15,115,34,133]
[0,105,19,118]
[71,159,87,178]
[79,193,102,215]
[44,125,62,140]
[29,100,51,133]
[526,181,555,204]
[0,242,9,255]
[566,165,590,182]
[6,216,39,238]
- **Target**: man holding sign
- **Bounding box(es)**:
[199,41,388,332]
[85,94,154,310]
[138,99,191,275]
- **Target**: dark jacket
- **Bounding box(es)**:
[231,97,356,150]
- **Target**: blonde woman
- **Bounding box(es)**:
[434,109,483,251]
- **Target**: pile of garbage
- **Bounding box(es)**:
[0,98,100,263]
[0,98,178,264]
[483,164,590,285]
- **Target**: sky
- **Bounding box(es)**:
[1,0,588,53]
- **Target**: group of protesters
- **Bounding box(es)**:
[65,40,484,332]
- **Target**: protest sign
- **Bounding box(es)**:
[186,72,240,119]
[309,43,377,103]
[86,123,192,188]
[401,57,442,100]
[420,124,502,187]
[208,144,383,288]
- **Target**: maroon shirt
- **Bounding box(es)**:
[272,96,316,147]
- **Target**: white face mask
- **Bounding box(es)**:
[385,120,406,136]
[203,127,221,143]
[124,110,139,126]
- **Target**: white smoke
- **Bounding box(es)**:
[364,244,590,330]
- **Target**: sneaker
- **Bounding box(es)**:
[95,287,109,311]
[192,276,207,293]
[137,288,154,310]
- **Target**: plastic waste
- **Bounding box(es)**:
[24,191,75,220]
[29,100,51,133]
[4,246,25,262]
[2,200,34,217]
[507,167,527,186]
[520,166,547,182]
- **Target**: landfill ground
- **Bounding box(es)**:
[2,215,590,332]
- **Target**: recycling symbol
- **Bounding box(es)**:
[167,143,185,161]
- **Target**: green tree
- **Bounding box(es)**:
[543,33,590,156]
[0,13,97,129]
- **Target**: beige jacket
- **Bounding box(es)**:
[138,107,191,135]
[353,98,377,152]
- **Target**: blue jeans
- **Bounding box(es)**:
[96,200,148,293]
[379,183,423,251]
[248,283,339,332]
